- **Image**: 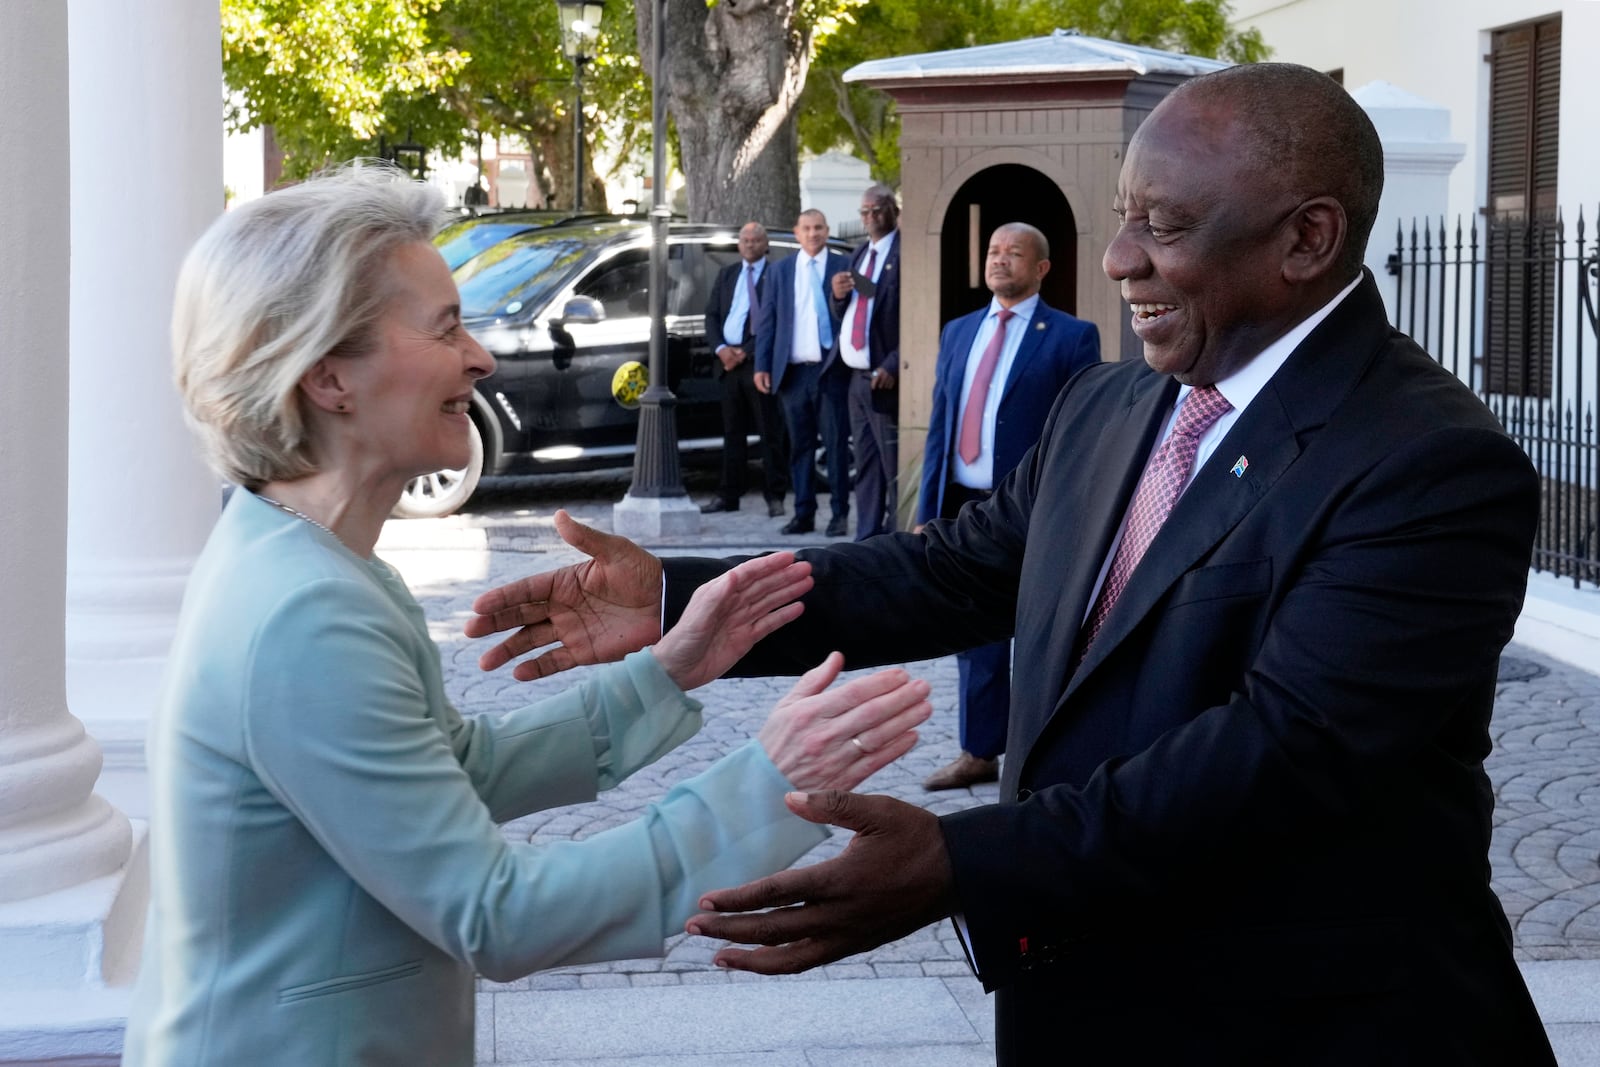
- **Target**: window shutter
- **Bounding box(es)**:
[1484,16,1560,398]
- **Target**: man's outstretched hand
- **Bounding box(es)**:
[465,509,664,681]
[685,791,955,974]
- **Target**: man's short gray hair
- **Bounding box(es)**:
[172,161,446,488]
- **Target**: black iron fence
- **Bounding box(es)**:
[1388,208,1599,588]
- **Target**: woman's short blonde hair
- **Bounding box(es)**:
[172,161,446,488]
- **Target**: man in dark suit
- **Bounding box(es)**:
[700,221,788,518]
[917,222,1100,791]
[754,209,851,537]
[467,63,1554,1064]
[831,184,902,540]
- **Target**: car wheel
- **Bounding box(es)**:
[391,419,484,519]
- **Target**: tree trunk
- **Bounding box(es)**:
[637,0,808,227]
[536,115,606,213]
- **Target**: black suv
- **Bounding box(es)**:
[394,219,848,518]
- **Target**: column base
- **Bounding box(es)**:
[75,714,149,821]
[0,823,146,1066]
[612,493,701,540]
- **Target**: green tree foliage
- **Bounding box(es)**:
[221,0,468,173]
[801,0,1270,186]
[222,0,1266,218]
[222,0,650,204]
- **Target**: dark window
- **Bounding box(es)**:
[1484,15,1560,397]
[577,250,651,318]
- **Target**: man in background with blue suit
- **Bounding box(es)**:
[916,223,1101,790]
[755,209,851,536]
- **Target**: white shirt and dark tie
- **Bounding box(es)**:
[838,232,896,371]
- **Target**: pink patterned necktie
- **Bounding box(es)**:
[1080,385,1234,655]
[957,309,1015,464]
[850,249,877,349]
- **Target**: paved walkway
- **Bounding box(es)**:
[376,475,1600,1065]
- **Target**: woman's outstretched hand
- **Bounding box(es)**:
[651,552,813,691]
[465,510,664,681]
[757,653,932,793]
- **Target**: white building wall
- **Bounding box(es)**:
[1233,0,1600,230]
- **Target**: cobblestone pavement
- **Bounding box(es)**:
[1489,650,1600,961]
[389,473,994,997]
[377,471,1600,1060]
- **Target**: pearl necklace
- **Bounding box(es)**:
[257,494,343,546]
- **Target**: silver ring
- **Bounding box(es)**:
[850,736,866,753]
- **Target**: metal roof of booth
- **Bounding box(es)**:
[843,29,1231,84]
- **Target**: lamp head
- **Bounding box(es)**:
[557,0,606,60]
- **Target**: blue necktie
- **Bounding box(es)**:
[810,258,833,350]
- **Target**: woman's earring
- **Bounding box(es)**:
[337,402,347,411]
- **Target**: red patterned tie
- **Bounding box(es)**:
[957,309,1015,464]
[1080,385,1234,655]
[850,249,877,349]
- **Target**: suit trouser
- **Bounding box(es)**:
[944,482,1008,758]
[778,361,850,523]
[715,358,789,505]
[847,368,898,540]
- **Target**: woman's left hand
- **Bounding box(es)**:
[757,653,933,793]
[651,553,812,691]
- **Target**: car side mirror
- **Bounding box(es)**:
[554,295,605,325]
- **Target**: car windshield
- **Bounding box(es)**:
[436,221,540,271]
[455,233,596,319]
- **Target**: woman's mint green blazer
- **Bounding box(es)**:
[122,492,823,1066]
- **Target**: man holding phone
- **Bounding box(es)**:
[831,184,902,540]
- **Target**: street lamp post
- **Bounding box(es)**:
[556,0,604,213]
[613,0,698,538]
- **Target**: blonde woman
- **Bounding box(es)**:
[123,165,931,1066]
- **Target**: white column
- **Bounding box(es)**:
[65,0,223,819]
[0,3,144,1062]
[1351,81,1466,323]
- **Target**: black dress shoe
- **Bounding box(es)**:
[825,515,849,538]
[766,500,785,518]
[780,517,814,534]
[700,498,739,514]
